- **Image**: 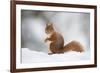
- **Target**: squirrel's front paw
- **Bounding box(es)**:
[45,38,48,42]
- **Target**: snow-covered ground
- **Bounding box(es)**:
[22,48,90,63]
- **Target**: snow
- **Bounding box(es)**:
[22,48,90,63]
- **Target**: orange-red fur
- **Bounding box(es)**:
[45,22,84,54]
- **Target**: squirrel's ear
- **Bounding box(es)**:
[46,21,53,26]
[50,23,53,26]
[46,23,48,26]
[46,21,50,26]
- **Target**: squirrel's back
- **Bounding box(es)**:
[50,32,64,53]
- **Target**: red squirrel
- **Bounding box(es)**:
[45,22,84,54]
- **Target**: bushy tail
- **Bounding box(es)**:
[63,41,84,53]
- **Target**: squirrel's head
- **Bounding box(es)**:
[45,22,54,34]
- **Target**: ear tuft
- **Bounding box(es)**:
[46,21,53,26]
[46,21,50,26]
[50,23,53,26]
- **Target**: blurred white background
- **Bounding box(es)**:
[0,0,100,73]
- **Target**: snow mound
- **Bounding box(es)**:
[22,48,90,63]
